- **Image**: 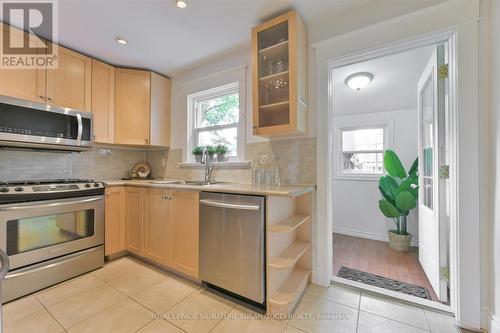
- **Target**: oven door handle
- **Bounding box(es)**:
[0,197,102,211]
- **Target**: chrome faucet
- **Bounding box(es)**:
[201,147,215,184]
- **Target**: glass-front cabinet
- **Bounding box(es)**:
[252,11,308,136]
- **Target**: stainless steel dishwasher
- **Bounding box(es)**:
[199,192,265,308]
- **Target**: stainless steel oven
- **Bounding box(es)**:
[0,95,93,151]
[0,179,104,302]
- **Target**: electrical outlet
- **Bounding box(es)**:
[161,158,166,167]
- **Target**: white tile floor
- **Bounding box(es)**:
[1,256,460,333]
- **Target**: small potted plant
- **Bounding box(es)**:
[206,145,217,162]
[215,144,229,162]
[192,146,204,163]
[378,150,418,252]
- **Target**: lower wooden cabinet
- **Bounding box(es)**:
[104,186,125,256]
[169,190,200,278]
[107,187,199,278]
[143,188,169,264]
[124,187,144,255]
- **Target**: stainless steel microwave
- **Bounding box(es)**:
[0,95,93,152]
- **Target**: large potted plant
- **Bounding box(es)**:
[378,150,418,252]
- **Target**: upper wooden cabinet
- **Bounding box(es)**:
[115,69,171,147]
[252,11,308,137]
[46,45,92,111]
[91,60,115,143]
[0,24,46,103]
[169,190,200,278]
[104,186,125,256]
[0,24,91,111]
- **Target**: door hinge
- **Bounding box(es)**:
[440,266,450,282]
[438,64,448,79]
[439,165,449,179]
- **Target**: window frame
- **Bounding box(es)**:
[187,81,245,162]
[333,113,394,181]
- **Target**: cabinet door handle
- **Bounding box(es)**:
[145,138,149,144]
[39,95,45,100]
[106,193,111,196]
[47,97,53,101]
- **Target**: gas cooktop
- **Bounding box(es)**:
[0,179,105,204]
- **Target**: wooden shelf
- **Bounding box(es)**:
[269,267,311,306]
[259,71,289,81]
[270,240,311,269]
[268,214,310,233]
[259,100,289,110]
[259,40,289,54]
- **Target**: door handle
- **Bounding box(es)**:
[76,113,83,146]
[200,199,260,211]
[0,196,103,211]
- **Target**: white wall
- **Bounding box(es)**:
[332,109,418,244]
[487,0,500,331]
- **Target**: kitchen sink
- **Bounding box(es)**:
[150,180,224,186]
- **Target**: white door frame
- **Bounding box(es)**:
[313,1,480,329]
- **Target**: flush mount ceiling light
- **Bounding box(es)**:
[175,0,188,8]
[115,37,128,45]
[345,72,374,91]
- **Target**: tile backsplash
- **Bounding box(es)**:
[146,137,316,185]
[0,146,146,181]
[0,138,316,185]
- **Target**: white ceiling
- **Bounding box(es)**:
[48,0,376,76]
[6,0,445,77]
[332,45,435,115]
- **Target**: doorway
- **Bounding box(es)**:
[330,42,451,308]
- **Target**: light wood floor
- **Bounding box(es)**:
[332,233,441,302]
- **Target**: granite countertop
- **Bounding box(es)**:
[103,179,315,198]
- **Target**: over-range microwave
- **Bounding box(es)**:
[0,96,93,152]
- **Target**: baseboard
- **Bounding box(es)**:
[333,226,419,247]
[481,307,500,333]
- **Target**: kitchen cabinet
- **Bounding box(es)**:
[125,187,144,255]
[46,44,92,111]
[91,60,115,143]
[251,10,308,137]
[0,24,46,103]
[0,24,91,111]
[104,186,125,256]
[143,188,169,264]
[114,69,171,147]
[169,190,200,278]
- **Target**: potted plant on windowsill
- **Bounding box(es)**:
[206,145,217,162]
[378,150,418,252]
[192,146,204,163]
[215,144,229,162]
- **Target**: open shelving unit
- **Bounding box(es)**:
[266,191,313,315]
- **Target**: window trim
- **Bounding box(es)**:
[187,81,245,162]
[333,113,394,181]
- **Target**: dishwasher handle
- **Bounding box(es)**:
[200,199,261,211]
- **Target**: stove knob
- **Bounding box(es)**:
[93,183,100,188]
[15,186,24,192]
[84,183,91,188]
[0,186,9,193]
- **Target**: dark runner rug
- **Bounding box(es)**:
[337,266,431,300]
